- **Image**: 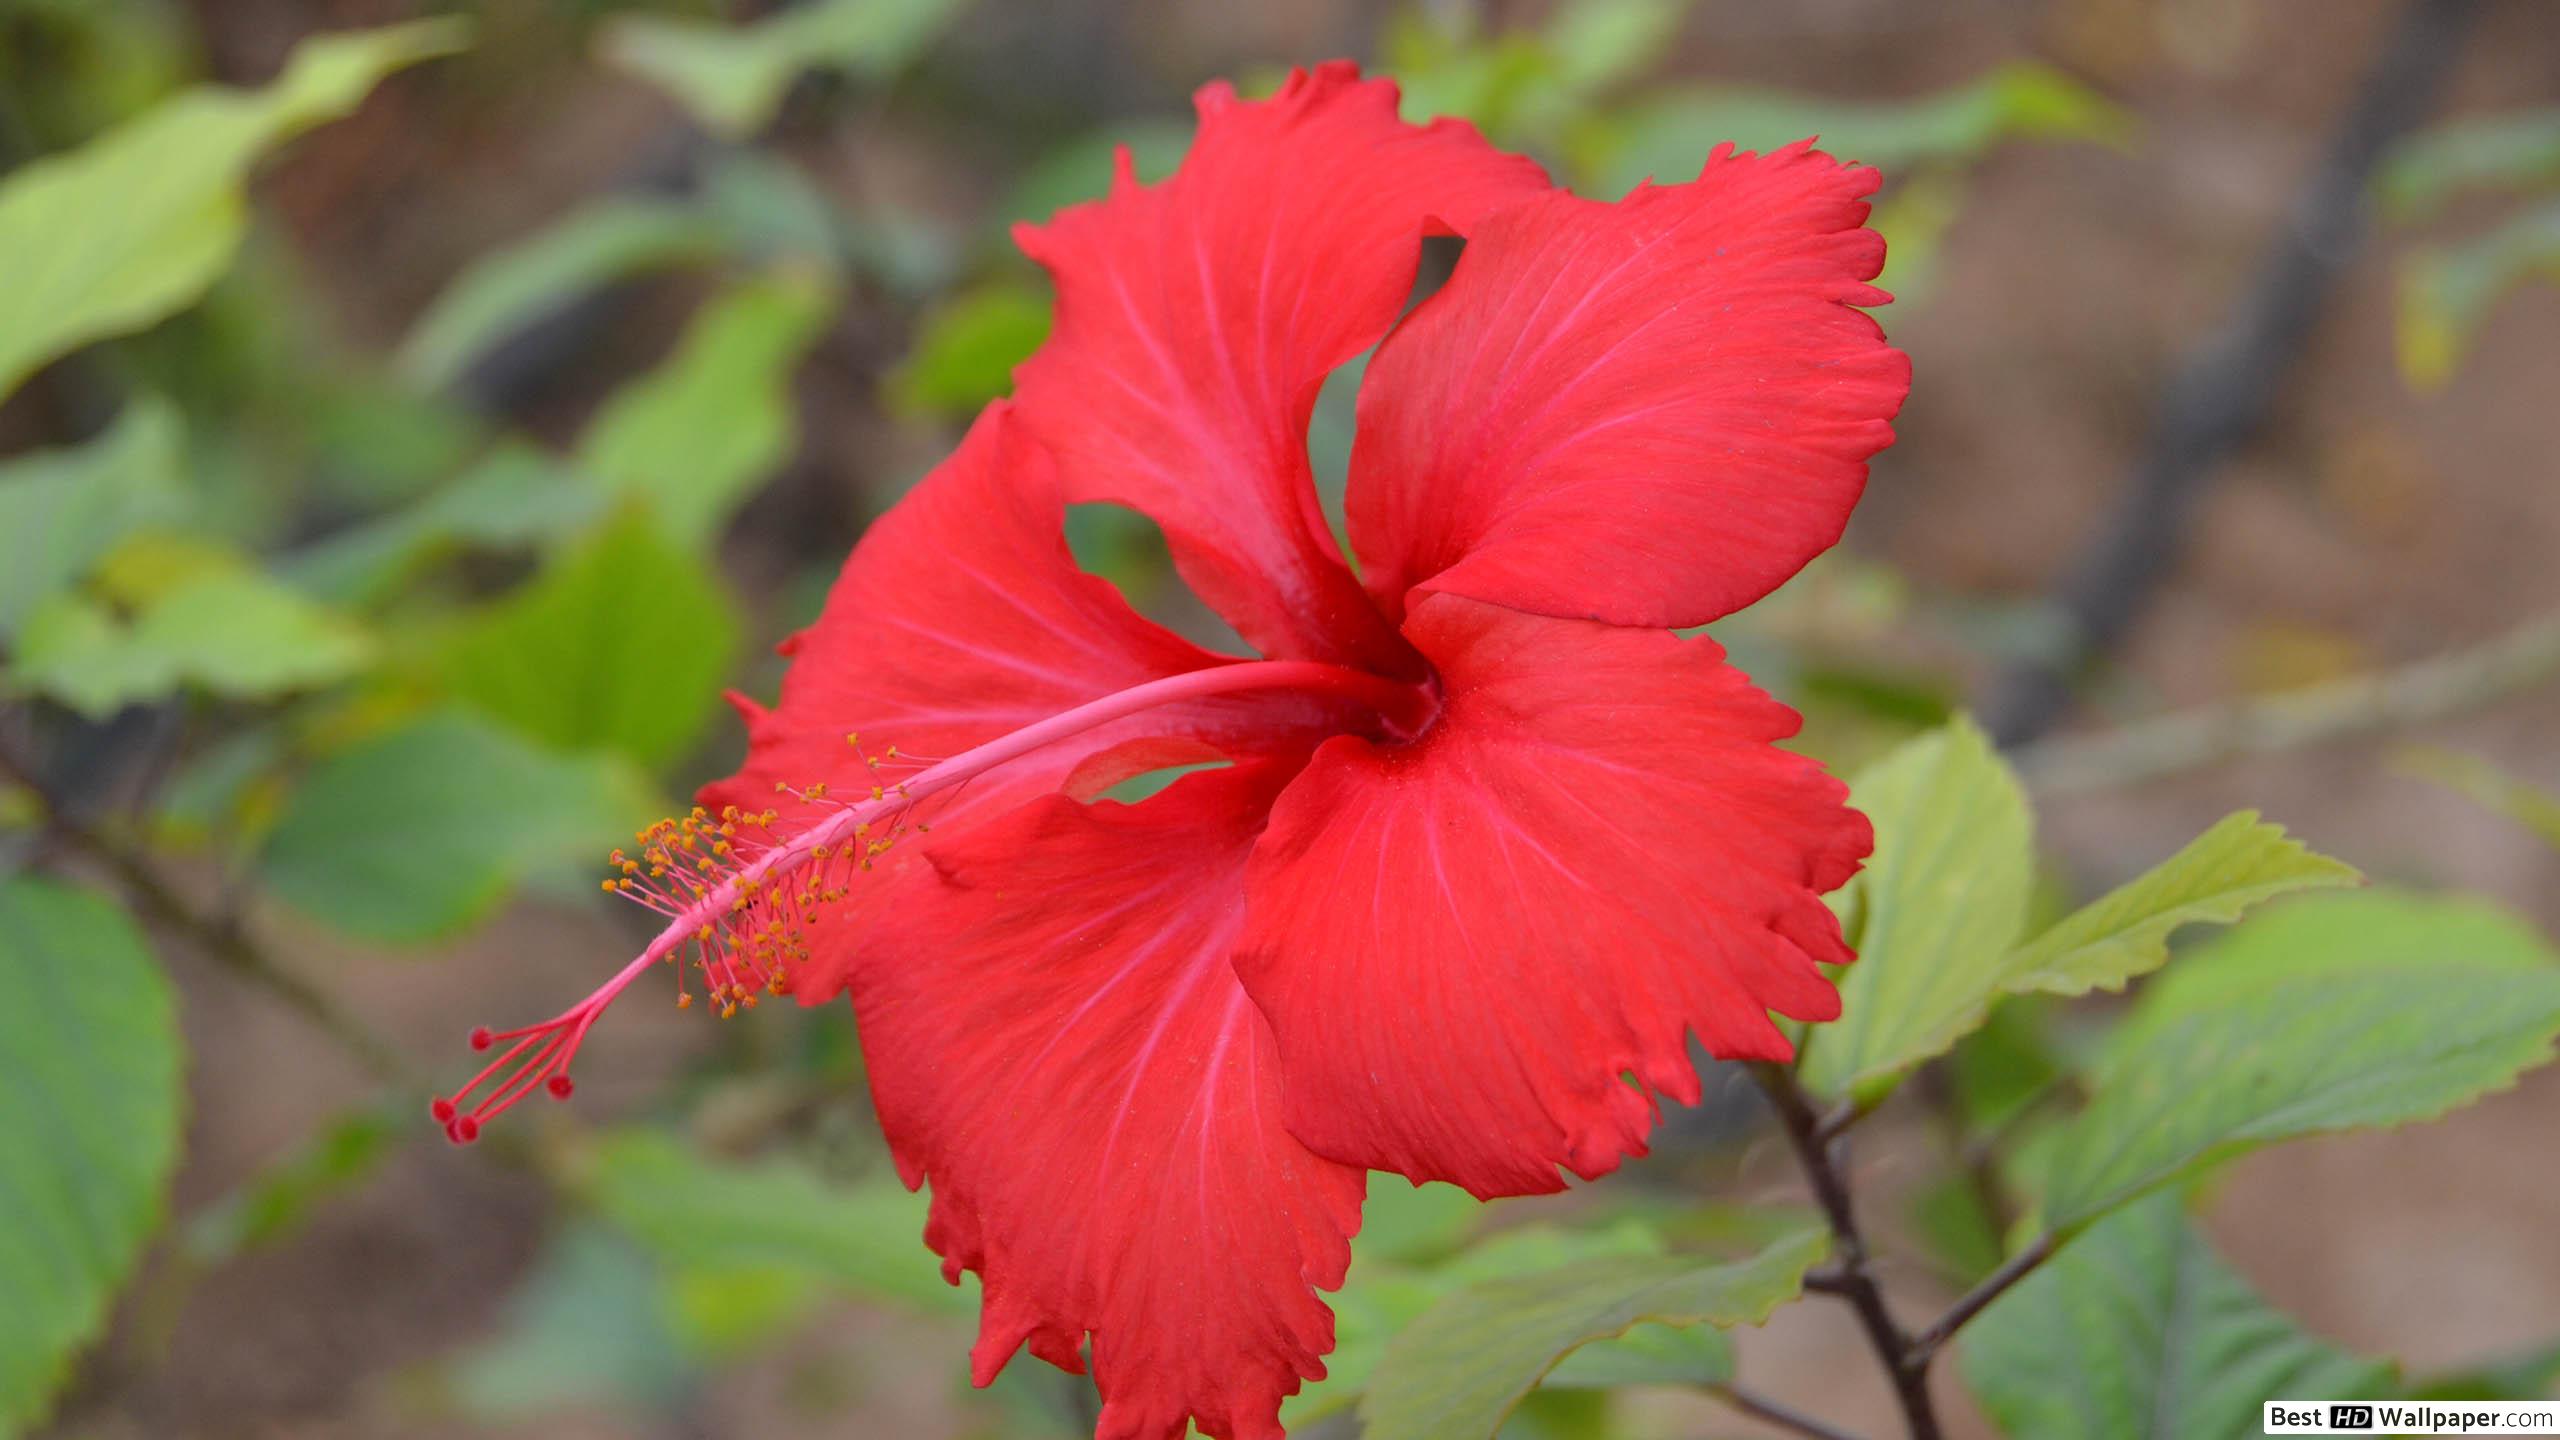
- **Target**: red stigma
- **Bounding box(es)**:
[546,1075,575,1098]
[430,1097,455,1124]
[468,1026,493,1051]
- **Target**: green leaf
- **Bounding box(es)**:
[2039,891,2560,1232]
[582,1130,962,1316]
[1004,121,1194,230]
[0,878,186,1434]
[887,279,1052,418]
[1358,1226,1826,1440]
[0,19,468,399]
[450,1224,692,1418]
[0,396,184,636]
[182,1105,399,1264]
[2004,811,2360,998]
[1577,62,2130,198]
[437,508,741,770]
[2396,197,2560,389]
[2382,107,2560,217]
[1797,716,2035,1100]
[10,556,376,718]
[1961,1193,2391,1439]
[1539,1322,1733,1390]
[398,200,730,391]
[601,0,970,139]
[258,708,655,943]
[1288,1222,1664,1427]
[284,444,607,606]
[577,269,835,548]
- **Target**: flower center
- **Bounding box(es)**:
[433,658,1433,1143]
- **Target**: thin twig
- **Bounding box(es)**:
[0,740,418,1091]
[2015,609,2560,795]
[1708,1382,1873,1440]
[1750,1063,1942,1440]
[1907,1232,2060,1368]
[1984,0,2484,747]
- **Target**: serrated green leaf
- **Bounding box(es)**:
[1798,716,2035,1100]
[2004,811,2360,998]
[1961,1192,2390,1440]
[582,1130,961,1316]
[887,279,1051,418]
[0,879,186,1434]
[0,19,468,399]
[10,558,376,718]
[436,508,741,770]
[398,200,730,391]
[1358,1226,1826,1440]
[2039,891,2560,1232]
[578,269,835,548]
[258,709,656,943]
[601,0,968,139]
[0,396,184,635]
[1577,61,2130,198]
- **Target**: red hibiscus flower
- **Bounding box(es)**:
[439,62,1907,1440]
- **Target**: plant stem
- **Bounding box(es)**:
[2015,609,2560,795]
[1708,1383,1871,1440]
[1908,1231,2059,1367]
[1750,1063,1943,1440]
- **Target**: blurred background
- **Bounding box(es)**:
[1,0,2555,1436]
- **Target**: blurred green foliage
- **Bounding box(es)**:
[2385,106,2560,388]
[0,3,2553,1438]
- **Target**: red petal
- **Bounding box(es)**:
[699,404,1350,997]
[1237,594,1870,1198]
[1011,62,1549,675]
[855,767,1365,1440]
[1346,141,1910,631]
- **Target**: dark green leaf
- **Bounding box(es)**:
[601,0,970,139]
[888,279,1052,418]
[437,508,741,769]
[449,1224,691,1417]
[398,201,730,391]
[1962,1193,2390,1439]
[259,709,656,943]
[0,879,186,1433]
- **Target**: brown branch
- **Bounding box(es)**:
[1751,1063,1943,1440]
[1708,1383,1873,1440]
[2015,609,2560,795]
[1907,1232,2060,1368]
